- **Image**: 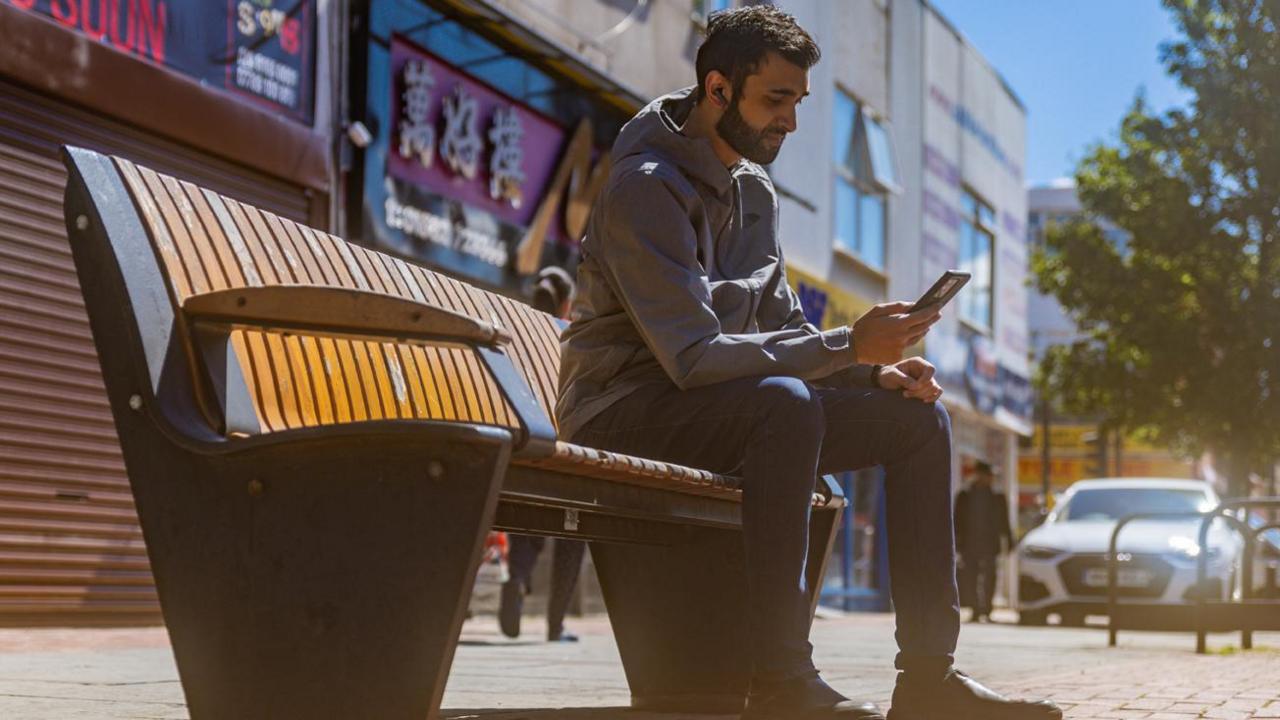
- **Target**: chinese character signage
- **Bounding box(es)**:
[7,0,315,123]
[371,35,607,290]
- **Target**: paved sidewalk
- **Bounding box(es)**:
[0,611,1277,719]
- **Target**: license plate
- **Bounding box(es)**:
[1083,567,1152,588]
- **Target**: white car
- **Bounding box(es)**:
[1016,478,1240,626]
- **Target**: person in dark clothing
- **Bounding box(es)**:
[954,461,1014,623]
[555,7,1061,720]
[500,266,587,643]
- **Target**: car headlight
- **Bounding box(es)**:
[1165,535,1222,561]
[1020,545,1063,561]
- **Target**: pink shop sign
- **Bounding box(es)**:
[387,35,571,246]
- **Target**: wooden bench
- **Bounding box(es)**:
[60,146,846,719]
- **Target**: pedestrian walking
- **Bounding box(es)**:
[499,266,588,643]
[955,461,1013,623]
[553,6,1061,718]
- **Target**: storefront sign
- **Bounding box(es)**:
[788,266,873,331]
[372,35,610,289]
[6,0,315,122]
[929,324,1033,434]
[1017,455,1194,487]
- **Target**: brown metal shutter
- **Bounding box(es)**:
[0,78,315,626]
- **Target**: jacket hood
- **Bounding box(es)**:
[609,86,735,196]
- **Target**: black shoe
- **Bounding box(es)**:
[743,673,885,720]
[498,580,522,639]
[547,627,579,643]
[888,668,1062,720]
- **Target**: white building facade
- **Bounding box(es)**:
[770,0,1031,607]
[773,0,1031,496]
[475,0,1033,611]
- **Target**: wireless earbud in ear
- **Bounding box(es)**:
[714,88,728,106]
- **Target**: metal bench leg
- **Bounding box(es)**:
[127,429,511,720]
[591,506,840,714]
[591,527,752,713]
[806,500,843,619]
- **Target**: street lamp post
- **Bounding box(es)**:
[1040,397,1051,511]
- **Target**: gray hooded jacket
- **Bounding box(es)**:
[555,88,875,441]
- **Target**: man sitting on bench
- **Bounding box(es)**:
[555,6,1062,720]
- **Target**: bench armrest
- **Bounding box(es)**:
[182,286,511,346]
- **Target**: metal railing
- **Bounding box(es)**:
[1106,510,1210,647]
[1195,498,1280,652]
[1106,498,1280,652]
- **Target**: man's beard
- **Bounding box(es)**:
[716,97,785,164]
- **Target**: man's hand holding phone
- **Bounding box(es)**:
[849,270,970,364]
[850,302,940,364]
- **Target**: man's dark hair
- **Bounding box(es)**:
[694,5,820,103]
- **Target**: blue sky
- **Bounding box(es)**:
[927,0,1192,187]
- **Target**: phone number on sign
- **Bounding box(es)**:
[384,196,510,268]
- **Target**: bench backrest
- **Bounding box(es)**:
[79,151,563,441]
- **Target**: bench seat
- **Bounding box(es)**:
[518,440,743,497]
[60,146,845,719]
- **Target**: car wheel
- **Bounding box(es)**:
[1018,609,1048,626]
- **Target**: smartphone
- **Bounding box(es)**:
[911,270,971,312]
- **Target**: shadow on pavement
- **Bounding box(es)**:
[441,709,735,719]
[456,639,549,647]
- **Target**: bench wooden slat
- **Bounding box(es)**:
[483,297,548,419]
[288,220,337,285]
[406,262,444,308]
[115,161,194,300]
[408,345,444,420]
[318,337,352,424]
[394,344,428,422]
[261,331,302,429]
[282,334,320,425]
[352,244,391,294]
[499,297,559,420]
[333,337,367,423]
[220,197,278,286]
[180,179,245,291]
[489,294,562,423]
[200,189,262,287]
[309,226,355,288]
[303,336,337,424]
[150,170,220,294]
[514,441,747,501]
[241,202,296,284]
[268,211,322,285]
[113,155,522,434]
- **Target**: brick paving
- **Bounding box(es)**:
[0,611,1276,718]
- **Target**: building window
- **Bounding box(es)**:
[958,189,995,330]
[833,90,899,270]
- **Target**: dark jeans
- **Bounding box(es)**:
[572,375,960,681]
[507,534,586,634]
[960,553,999,616]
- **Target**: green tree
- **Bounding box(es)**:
[1033,0,1280,497]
